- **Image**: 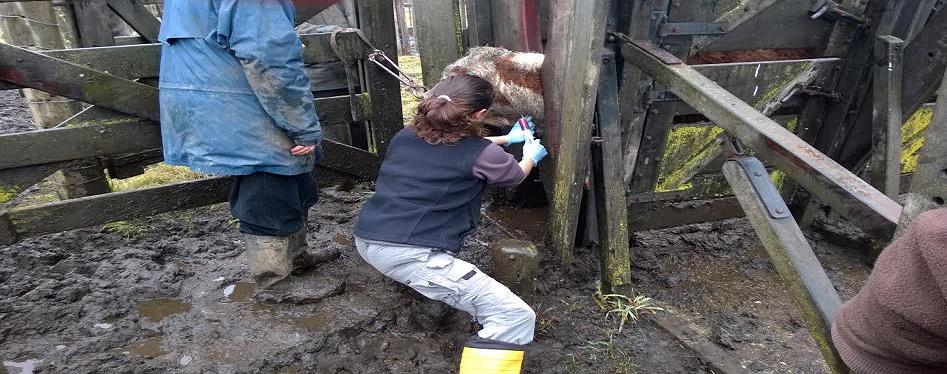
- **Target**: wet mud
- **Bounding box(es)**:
[0,184,872,373]
[1,93,873,373]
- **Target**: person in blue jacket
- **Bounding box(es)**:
[159,0,338,288]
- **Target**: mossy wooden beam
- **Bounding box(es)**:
[870,35,904,198]
[622,39,901,239]
[0,95,368,170]
[542,0,609,266]
[894,70,947,237]
[592,50,631,296]
[722,157,847,373]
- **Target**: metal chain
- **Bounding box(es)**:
[367,49,428,98]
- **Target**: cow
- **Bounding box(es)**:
[437,47,546,130]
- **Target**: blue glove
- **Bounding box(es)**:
[505,116,536,146]
[522,139,548,165]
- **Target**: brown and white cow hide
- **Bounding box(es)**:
[436,47,545,129]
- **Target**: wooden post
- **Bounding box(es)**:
[870,35,904,199]
[359,0,404,156]
[464,0,493,48]
[542,0,609,266]
[490,0,542,52]
[592,49,631,296]
[393,0,412,55]
[412,0,463,87]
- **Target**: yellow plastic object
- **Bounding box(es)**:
[458,347,524,374]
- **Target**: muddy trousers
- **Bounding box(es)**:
[229,172,318,236]
[355,237,536,345]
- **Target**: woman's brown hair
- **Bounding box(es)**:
[411,75,494,145]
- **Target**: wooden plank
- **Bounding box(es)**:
[106,0,160,43]
[895,69,947,237]
[359,0,403,156]
[653,316,752,374]
[592,50,631,296]
[0,42,159,120]
[0,32,370,92]
[542,0,609,266]
[293,0,343,26]
[412,0,463,87]
[69,0,115,47]
[623,39,902,239]
[627,195,745,231]
[616,0,669,189]
[465,0,493,47]
[870,35,904,198]
[0,95,368,169]
[722,158,846,373]
[0,177,231,244]
[628,102,676,194]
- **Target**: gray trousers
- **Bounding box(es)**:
[355,237,535,345]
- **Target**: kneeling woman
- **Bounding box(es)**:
[353,74,547,373]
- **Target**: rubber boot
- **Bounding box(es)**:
[458,337,525,374]
[289,228,341,274]
[243,233,294,289]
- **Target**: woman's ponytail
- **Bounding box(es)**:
[412,75,495,145]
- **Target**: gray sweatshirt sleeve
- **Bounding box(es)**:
[472,143,526,187]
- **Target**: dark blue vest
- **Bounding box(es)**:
[354,129,491,252]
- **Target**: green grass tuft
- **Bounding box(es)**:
[104,220,151,238]
[594,287,666,334]
[109,164,204,192]
[398,55,423,125]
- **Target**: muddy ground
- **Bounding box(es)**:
[1,90,873,373]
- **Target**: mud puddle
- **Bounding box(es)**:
[137,299,192,322]
[122,337,167,358]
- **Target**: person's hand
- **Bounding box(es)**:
[505,116,536,146]
[291,144,317,156]
[522,139,548,165]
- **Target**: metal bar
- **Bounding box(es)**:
[592,49,631,297]
[542,0,609,266]
[895,69,947,237]
[106,0,160,43]
[621,38,902,239]
[870,35,904,198]
[722,157,846,373]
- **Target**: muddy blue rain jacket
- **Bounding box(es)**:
[158,0,321,176]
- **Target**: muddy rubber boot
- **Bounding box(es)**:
[458,337,525,374]
[243,233,294,289]
[289,228,341,274]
